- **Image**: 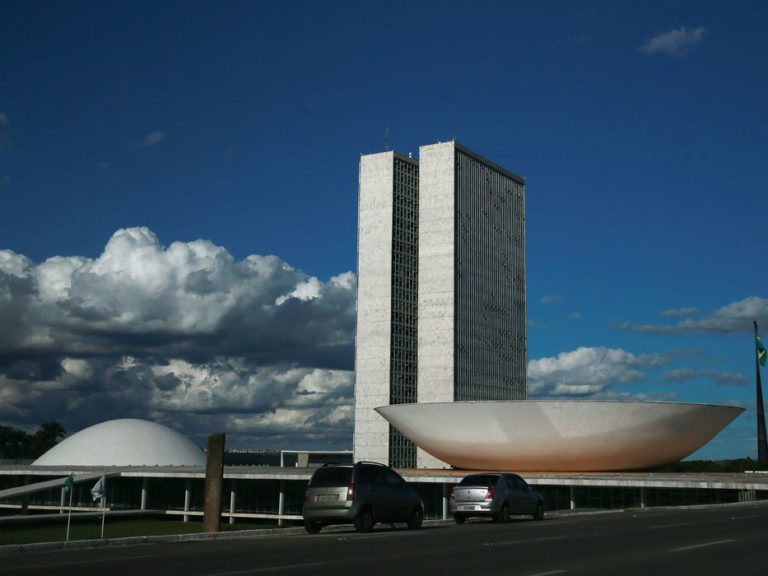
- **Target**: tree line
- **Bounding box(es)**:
[0,422,66,460]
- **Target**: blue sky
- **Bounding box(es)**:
[1,0,766,460]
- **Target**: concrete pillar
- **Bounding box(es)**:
[203,433,225,533]
[183,480,191,522]
[569,486,576,510]
[141,478,148,510]
[229,482,236,525]
[640,487,646,509]
[278,480,285,527]
[442,484,449,520]
[60,486,66,514]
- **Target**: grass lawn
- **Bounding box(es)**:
[0,518,269,546]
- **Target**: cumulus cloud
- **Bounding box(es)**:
[528,346,670,397]
[641,26,707,57]
[0,227,357,449]
[142,130,166,147]
[618,297,768,334]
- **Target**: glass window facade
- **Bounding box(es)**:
[454,148,527,401]
[389,156,419,468]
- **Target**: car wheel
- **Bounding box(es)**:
[407,507,423,530]
[304,520,321,534]
[453,514,466,525]
[354,508,374,533]
[533,502,545,521]
[494,504,510,523]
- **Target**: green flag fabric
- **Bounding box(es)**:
[63,474,74,492]
[757,333,767,367]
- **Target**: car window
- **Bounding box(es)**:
[458,474,499,487]
[310,467,352,487]
[384,469,405,487]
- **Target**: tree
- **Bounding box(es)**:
[0,425,31,460]
[29,421,67,458]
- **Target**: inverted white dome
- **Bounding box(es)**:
[376,400,744,471]
[32,419,206,467]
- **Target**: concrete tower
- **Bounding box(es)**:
[354,142,526,468]
[417,141,526,467]
[354,151,419,467]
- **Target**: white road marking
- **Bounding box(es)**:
[648,522,691,529]
[731,514,760,520]
[484,535,568,547]
[204,562,325,575]
[0,555,154,572]
[671,539,734,552]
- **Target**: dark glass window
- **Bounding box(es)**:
[458,474,500,487]
[309,467,352,487]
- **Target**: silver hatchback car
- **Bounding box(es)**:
[303,461,424,533]
[450,473,545,523]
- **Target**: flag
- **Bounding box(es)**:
[63,474,74,492]
[757,332,767,367]
[91,476,106,501]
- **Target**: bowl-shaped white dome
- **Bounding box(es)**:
[376,400,744,471]
[32,419,206,467]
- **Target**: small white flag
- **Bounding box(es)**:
[90,476,106,501]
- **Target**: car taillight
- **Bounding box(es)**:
[485,486,494,500]
[346,482,355,501]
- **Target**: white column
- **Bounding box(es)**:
[60,486,66,514]
[442,484,449,520]
[640,487,646,509]
[140,478,148,510]
[278,481,285,527]
[229,482,236,525]
[183,480,191,522]
[569,486,575,510]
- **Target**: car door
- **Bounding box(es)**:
[505,474,524,513]
[514,475,537,514]
[383,468,412,522]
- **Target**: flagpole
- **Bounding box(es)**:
[65,481,73,542]
[754,321,768,463]
[100,496,106,539]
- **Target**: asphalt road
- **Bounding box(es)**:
[3,502,768,576]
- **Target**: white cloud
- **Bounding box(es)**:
[662,307,701,318]
[528,346,669,397]
[142,130,166,147]
[541,295,561,304]
[641,26,707,57]
[618,297,768,334]
[0,227,357,448]
[662,368,748,387]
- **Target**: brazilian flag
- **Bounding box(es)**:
[757,332,767,368]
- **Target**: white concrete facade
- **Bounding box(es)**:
[416,142,457,468]
[353,152,395,464]
[377,401,745,472]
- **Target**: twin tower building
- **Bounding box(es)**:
[354,141,528,469]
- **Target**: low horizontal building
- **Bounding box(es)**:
[2,464,767,526]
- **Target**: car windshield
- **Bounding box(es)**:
[310,467,352,487]
[458,474,499,487]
